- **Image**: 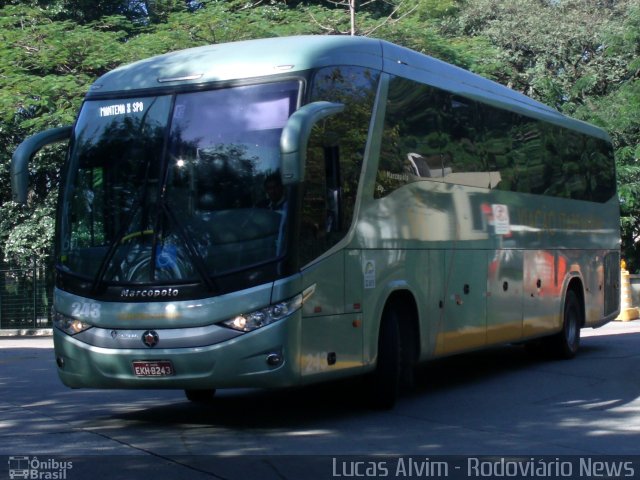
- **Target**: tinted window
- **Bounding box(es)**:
[59,81,301,285]
[299,66,379,265]
[376,75,616,202]
[376,77,492,198]
[481,104,616,202]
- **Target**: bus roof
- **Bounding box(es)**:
[88,35,609,141]
[90,36,383,93]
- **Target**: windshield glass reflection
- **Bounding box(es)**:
[58,81,299,286]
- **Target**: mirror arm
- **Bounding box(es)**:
[11,126,72,204]
[280,102,344,185]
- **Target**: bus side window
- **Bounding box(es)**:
[376,77,459,197]
[299,124,345,265]
[300,65,379,266]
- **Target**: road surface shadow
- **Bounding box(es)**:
[114,341,611,428]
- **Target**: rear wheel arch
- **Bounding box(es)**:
[565,277,586,328]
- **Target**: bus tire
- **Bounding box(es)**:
[185,389,216,403]
[549,289,582,359]
[368,308,401,409]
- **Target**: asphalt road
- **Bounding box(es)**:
[1,320,639,479]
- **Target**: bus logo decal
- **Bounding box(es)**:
[121,288,179,298]
[364,260,376,289]
[491,204,511,235]
[142,330,159,348]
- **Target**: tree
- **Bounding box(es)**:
[445,0,640,270]
[1,0,638,271]
[446,0,635,106]
[0,0,533,266]
[0,5,133,266]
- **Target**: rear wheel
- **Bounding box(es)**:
[548,289,582,359]
[185,389,217,403]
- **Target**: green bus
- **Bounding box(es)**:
[12,36,620,408]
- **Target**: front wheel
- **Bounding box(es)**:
[367,308,401,410]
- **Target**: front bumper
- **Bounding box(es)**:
[53,316,301,389]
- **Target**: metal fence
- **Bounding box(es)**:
[0,260,53,330]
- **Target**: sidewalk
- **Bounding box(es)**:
[0,328,52,337]
[0,335,53,348]
[583,317,640,336]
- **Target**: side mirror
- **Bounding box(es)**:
[280,101,344,185]
[11,126,72,204]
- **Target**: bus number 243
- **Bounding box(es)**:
[71,302,101,319]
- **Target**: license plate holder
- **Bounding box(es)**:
[132,360,175,377]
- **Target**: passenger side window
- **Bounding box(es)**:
[376,76,616,203]
[298,66,379,266]
[376,77,490,198]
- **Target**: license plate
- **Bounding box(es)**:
[132,360,174,377]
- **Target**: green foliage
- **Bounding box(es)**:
[1,199,56,267]
[445,0,640,270]
[410,0,459,20]
[447,0,634,108]
[0,5,124,266]
[575,78,640,270]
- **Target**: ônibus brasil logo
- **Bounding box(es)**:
[8,456,73,479]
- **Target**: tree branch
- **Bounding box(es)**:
[308,10,349,35]
[364,1,418,37]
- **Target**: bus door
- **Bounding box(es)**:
[298,128,363,380]
[300,251,364,379]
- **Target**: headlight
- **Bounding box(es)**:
[54,311,92,336]
[220,294,302,332]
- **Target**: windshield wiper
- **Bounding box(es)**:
[90,98,164,292]
[90,203,142,293]
[162,202,218,292]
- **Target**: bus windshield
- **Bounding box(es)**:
[58,81,300,286]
